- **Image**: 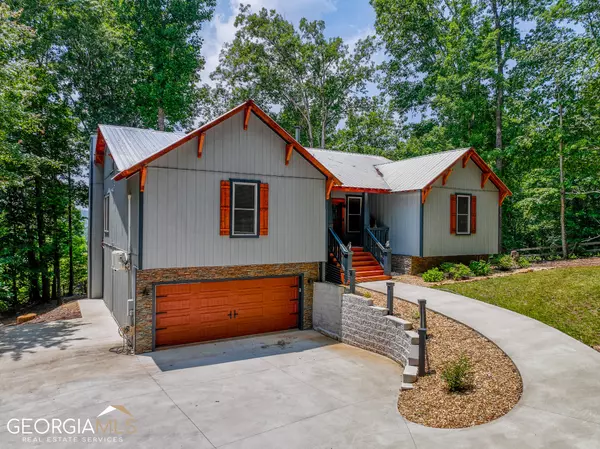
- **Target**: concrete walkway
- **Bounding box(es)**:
[360,281,600,448]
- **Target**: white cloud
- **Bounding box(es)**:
[200,0,338,85]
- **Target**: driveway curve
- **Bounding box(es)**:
[360,280,600,449]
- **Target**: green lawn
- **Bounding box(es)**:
[436,267,600,347]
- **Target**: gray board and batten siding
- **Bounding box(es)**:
[143,111,328,269]
[370,191,422,257]
[423,158,499,257]
[101,145,140,327]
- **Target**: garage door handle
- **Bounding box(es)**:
[227,311,233,319]
[156,327,167,331]
[233,310,238,318]
[156,312,167,315]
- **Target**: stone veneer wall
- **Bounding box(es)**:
[134,262,319,354]
[392,254,489,274]
[340,294,419,368]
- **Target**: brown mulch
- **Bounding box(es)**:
[24,301,82,324]
[3,301,82,326]
[393,256,600,287]
[0,296,84,326]
[357,287,522,429]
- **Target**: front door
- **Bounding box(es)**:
[346,195,363,246]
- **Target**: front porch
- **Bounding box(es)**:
[326,190,392,284]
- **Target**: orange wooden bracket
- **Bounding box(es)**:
[499,190,509,206]
[285,143,293,165]
[140,166,147,193]
[197,132,205,158]
[243,105,251,130]
[421,186,432,204]
[442,168,453,186]
[462,152,472,168]
[326,178,335,199]
[481,171,491,189]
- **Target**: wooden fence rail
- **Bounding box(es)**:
[513,241,600,258]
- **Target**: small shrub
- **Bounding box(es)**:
[412,310,420,321]
[517,257,531,268]
[439,262,456,273]
[525,255,542,263]
[362,291,372,299]
[493,254,515,271]
[448,263,473,280]
[441,355,473,392]
[422,268,444,282]
[568,253,578,260]
[469,260,491,276]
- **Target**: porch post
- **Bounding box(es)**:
[363,192,370,231]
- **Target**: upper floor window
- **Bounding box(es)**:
[456,194,471,234]
[103,194,110,234]
[232,181,258,236]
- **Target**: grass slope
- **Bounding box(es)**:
[436,267,600,347]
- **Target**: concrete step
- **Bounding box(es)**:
[403,365,418,383]
[405,330,420,345]
[401,382,414,391]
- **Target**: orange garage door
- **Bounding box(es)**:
[154,276,300,347]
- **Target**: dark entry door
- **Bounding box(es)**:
[346,196,363,246]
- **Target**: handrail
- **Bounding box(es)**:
[328,227,349,255]
[365,227,392,275]
[365,228,386,252]
[328,227,352,282]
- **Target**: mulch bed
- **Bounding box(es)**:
[0,299,82,326]
[24,301,82,324]
[392,256,600,287]
[357,287,522,429]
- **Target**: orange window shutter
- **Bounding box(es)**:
[450,194,457,234]
[220,181,231,236]
[259,183,269,236]
[471,195,477,234]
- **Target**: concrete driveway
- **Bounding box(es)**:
[0,300,410,448]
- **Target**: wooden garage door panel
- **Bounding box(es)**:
[155,276,299,347]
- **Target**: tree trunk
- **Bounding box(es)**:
[68,167,74,296]
[34,178,50,302]
[157,107,165,131]
[53,238,62,305]
[491,0,504,253]
[26,224,40,303]
[558,102,568,258]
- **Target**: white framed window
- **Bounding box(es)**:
[346,196,362,233]
[232,181,258,237]
[103,194,110,234]
[456,194,471,235]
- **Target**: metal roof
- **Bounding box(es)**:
[376,148,471,192]
[306,148,393,190]
[98,124,186,172]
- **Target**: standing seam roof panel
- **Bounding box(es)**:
[99,125,186,172]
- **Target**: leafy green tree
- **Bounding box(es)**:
[330,96,402,154]
[122,0,216,131]
[210,6,377,148]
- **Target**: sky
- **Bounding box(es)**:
[199,0,378,86]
